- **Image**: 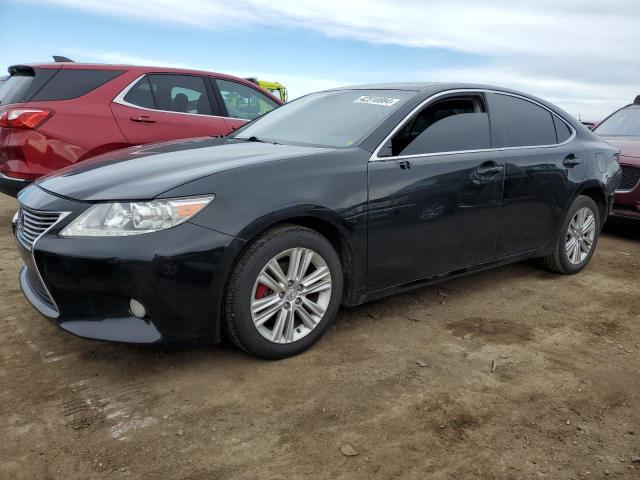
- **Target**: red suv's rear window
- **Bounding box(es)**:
[0,71,37,105]
[0,67,124,105]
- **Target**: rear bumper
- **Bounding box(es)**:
[0,172,31,197]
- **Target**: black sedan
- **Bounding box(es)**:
[13,83,621,358]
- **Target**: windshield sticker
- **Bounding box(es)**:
[353,95,400,107]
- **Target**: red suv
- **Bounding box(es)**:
[593,96,640,219]
[0,60,281,196]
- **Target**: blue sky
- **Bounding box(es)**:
[1,0,638,119]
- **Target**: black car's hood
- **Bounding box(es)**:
[37,137,333,201]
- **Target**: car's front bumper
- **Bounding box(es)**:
[0,172,32,197]
[612,163,640,219]
[15,185,244,344]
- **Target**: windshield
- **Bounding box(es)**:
[594,106,640,136]
[231,89,414,148]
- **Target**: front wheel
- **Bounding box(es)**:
[224,225,343,359]
[541,195,600,274]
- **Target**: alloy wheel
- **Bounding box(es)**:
[250,248,332,344]
[565,207,596,265]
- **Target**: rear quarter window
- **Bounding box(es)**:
[553,115,573,143]
[30,69,124,101]
[490,93,558,147]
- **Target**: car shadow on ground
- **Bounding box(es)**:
[603,217,640,241]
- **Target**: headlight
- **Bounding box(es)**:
[60,195,214,237]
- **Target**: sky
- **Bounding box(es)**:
[1,0,639,120]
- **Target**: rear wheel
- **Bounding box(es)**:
[224,225,343,359]
[541,195,600,274]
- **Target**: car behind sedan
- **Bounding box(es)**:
[13,83,621,358]
[592,96,640,219]
[0,59,281,196]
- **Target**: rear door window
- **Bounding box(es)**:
[216,79,279,120]
[382,95,491,157]
[31,69,123,101]
[122,74,215,115]
[489,93,558,147]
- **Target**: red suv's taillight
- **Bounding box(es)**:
[0,108,53,129]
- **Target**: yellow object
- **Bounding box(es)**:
[246,78,288,102]
[258,80,288,102]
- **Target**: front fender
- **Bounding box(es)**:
[165,149,370,306]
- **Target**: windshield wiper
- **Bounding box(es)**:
[233,136,279,145]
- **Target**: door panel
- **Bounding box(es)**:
[367,151,504,291]
[485,92,587,256]
[111,103,229,144]
[496,144,586,256]
[222,116,247,134]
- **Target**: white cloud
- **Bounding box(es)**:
[44,0,640,59]
[46,0,640,119]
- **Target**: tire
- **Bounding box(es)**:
[541,195,600,274]
[224,224,343,359]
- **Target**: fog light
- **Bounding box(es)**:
[129,298,147,318]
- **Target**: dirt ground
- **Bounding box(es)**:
[0,193,639,480]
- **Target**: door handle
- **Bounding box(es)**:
[563,154,581,168]
[475,165,503,178]
[130,115,156,124]
[396,160,411,170]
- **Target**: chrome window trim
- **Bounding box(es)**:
[112,74,249,122]
[369,88,577,162]
[23,208,71,315]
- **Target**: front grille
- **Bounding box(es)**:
[24,267,57,311]
[16,207,62,250]
[618,165,640,191]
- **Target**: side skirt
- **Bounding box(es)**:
[354,249,538,306]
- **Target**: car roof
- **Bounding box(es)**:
[8,62,267,86]
[7,62,283,102]
[325,82,583,130]
[326,82,533,95]
[13,62,229,76]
